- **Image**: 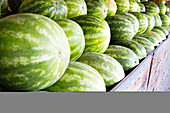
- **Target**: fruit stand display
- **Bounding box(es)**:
[0,0,170,92]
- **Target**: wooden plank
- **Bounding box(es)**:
[110,54,153,91]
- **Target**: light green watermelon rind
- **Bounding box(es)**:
[115,0,130,12]
[159,14,170,27]
[142,1,160,15]
[153,14,162,27]
[77,52,125,86]
[138,2,145,12]
[104,0,117,16]
[104,45,139,71]
[44,61,106,92]
[129,0,140,13]
[151,28,166,40]
[154,26,169,36]
[0,13,70,90]
[143,12,155,32]
[158,4,166,14]
[143,31,163,43]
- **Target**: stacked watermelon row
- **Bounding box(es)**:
[0,0,169,92]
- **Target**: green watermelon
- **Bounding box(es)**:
[105,15,134,41]
[71,15,110,53]
[44,61,106,92]
[154,26,169,36]
[165,26,170,32]
[104,0,117,16]
[159,14,170,27]
[85,0,107,19]
[8,0,25,13]
[116,12,139,35]
[115,0,130,12]
[0,0,8,18]
[137,34,159,46]
[129,0,140,12]
[142,1,160,15]
[151,28,166,40]
[143,31,162,43]
[138,2,145,12]
[111,40,147,60]
[65,0,87,18]
[166,5,170,13]
[131,12,148,34]
[154,14,162,26]
[158,4,166,14]
[166,12,170,18]
[0,13,70,91]
[104,45,139,71]
[77,52,125,86]
[54,19,85,61]
[143,12,155,31]
[132,36,155,50]
[18,0,68,19]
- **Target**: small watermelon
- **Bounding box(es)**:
[137,34,159,46]
[142,1,160,15]
[138,2,145,12]
[115,0,130,12]
[143,31,162,43]
[104,0,117,16]
[158,4,166,14]
[154,26,169,36]
[159,14,170,27]
[154,14,162,27]
[143,12,155,31]
[151,28,166,40]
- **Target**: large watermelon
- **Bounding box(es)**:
[115,0,130,12]
[116,12,139,35]
[71,15,110,53]
[131,12,148,34]
[154,26,169,36]
[85,0,107,19]
[143,12,155,31]
[154,14,162,26]
[8,0,25,13]
[137,34,159,46]
[159,14,170,27]
[54,19,85,61]
[44,61,106,92]
[105,15,134,41]
[158,4,166,14]
[104,0,117,16]
[138,2,145,12]
[77,52,125,86]
[0,0,8,18]
[111,40,147,60]
[18,0,68,19]
[129,0,140,12]
[132,36,155,50]
[65,0,87,18]
[151,28,166,40]
[142,1,160,15]
[104,45,139,71]
[0,13,70,91]
[143,31,162,43]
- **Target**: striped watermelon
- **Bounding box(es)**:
[137,34,159,46]
[65,0,87,18]
[158,4,166,14]
[138,2,145,12]
[8,0,25,13]
[54,19,85,61]
[151,28,166,40]
[0,13,70,90]
[105,15,134,41]
[142,1,160,15]
[44,61,106,92]
[104,45,139,71]
[159,14,170,27]
[129,0,140,12]
[0,0,8,18]
[77,52,125,86]
[132,36,155,50]
[154,26,169,36]
[111,40,147,60]
[104,0,117,16]
[18,0,68,19]
[143,31,162,43]
[115,0,130,12]
[71,15,110,53]
[131,12,148,34]
[116,12,139,35]
[85,0,107,19]
[143,12,155,31]
[166,5,170,13]
[154,14,162,26]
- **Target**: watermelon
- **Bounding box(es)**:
[116,12,139,35]
[166,5,170,13]
[143,12,155,31]
[158,4,166,14]
[132,36,155,50]
[54,19,85,61]
[129,0,140,12]
[0,13,70,90]
[137,34,159,46]
[77,52,125,86]
[105,15,134,41]
[159,14,170,27]
[138,2,145,12]
[136,0,140,2]
[166,12,170,18]
[131,12,148,34]
[104,0,117,16]
[115,0,130,12]
[44,61,106,92]
[151,28,166,40]
[142,1,160,15]
[8,0,25,13]
[165,26,170,32]
[154,26,169,36]
[85,0,107,19]
[65,0,87,18]
[0,0,8,18]
[111,40,147,60]
[71,15,110,53]
[154,14,162,26]
[143,31,162,43]
[104,45,139,71]
[18,0,68,19]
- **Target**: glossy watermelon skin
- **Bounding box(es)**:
[115,0,130,12]
[143,31,162,43]
[71,15,110,53]
[55,19,85,61]
[0,0,8,18]
[44,62,106,92]
[129,0,140,12]
[143,12,155,32]
[138,2,145,12]
[0,13,70,91]
[77,52,125,86]
[104,0,117,16]
[154,14,162,27]
[65,0,87,18]
[159,14,170,27]
[18,0,67,19]
[104,45,139,71]
[111,40,147,60]
[151,28,166,40]
[132,36,155,50]
[8,0,25,13]
[85,0,107,19]
[154,26,169,36]
[158,4,166,14]
[142,1,160,15]
[105,15,134,41]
